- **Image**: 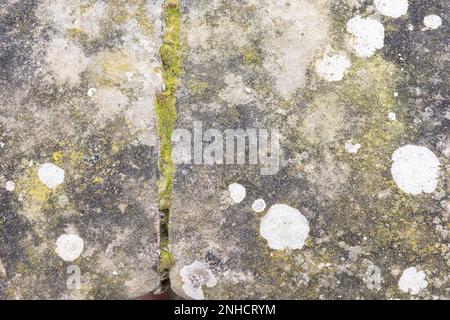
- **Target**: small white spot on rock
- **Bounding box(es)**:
[374,0,408,18]
[228,183,246,204]
[398,267,428,295]
[5,181,15,192]
[0,258,6,277]
[423,15,442,30]
[180,261,217,300]
[315,52,351,82]
[87,88,97,97]
[55,234,84,262]
[38,163,65,189]
[391,145,441,195]
[260,204,310,250]
[252,199,266,213]
[388,112,397,121]
[347,16,385,58]
[363,260,382,291]
[345,142,361,154]
[58,194,69,207]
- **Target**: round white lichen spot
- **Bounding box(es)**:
[87,87,97,97]
[398,267,428,295]
[374,0,409,18]
[391,145,440,195]
[228,183,246,204]
[315,52,351,82]
[38,163,65,189]
[55,234,84,262]
[423,15,442,30]
[388,112,397,121]
[345,142,361,154]
[180,261,217,300]
[347,16,385,58]
[252,199,267,213]
[260,204,310,250]
[5,181,15,192]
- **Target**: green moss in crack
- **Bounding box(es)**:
[155,0,180,210]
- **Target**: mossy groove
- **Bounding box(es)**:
[156,0,180,282]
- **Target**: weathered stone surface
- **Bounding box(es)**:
[169,0,449,299]
[0,0,163,299]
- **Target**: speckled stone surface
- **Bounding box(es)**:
[0,0,163,299]
[169,0,449,299]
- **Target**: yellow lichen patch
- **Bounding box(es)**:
[93,176,102,184]
[52,151,64,164]
[70,150,84,164]
[99,52,132,81]
[134,1,154,35]
[239,47,261,65]
[336,55,407,194]
[108,0,130,24]
[86,51,134,88]
[108,0,154,35]
[267,250,290,262]
[15,167,52,220]
[66,28,85,39]
[187,80,208,96]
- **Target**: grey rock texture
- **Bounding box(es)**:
[0,0,448,300]
[0,0,162,299]
[169,0,449,299]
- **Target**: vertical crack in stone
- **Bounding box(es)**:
[156,0,180,283]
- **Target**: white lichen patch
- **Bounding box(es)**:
[228,183,246,204]
[374,0,408,18]
[45,37,90,86]
[260,204,310,250]
[38,163,65,189]
[391,145,441,195]
[255,0,330,98]
[37,0,108,39]
[398,267,428,295]
[180,261,217,300]
[345,142,361,154]
[423,15,442,30]
[55,234,84,262]
[363,260,382,291]
[219,73,255,105]
[87,88,96,97]
[92,88,130,126]
[5,181,15,192]
[126,98,158,147]
[388,112,397,121]
[316,52,351,82]
[252,199,267,213]
[347,16,385,58]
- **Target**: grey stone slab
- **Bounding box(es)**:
[0,0,163,299]
[169,0,449,299]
